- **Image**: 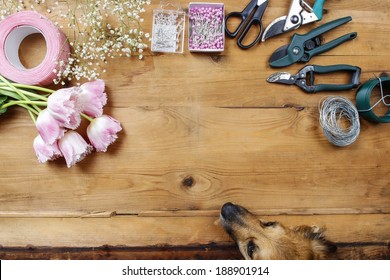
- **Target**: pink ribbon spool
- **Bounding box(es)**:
[0,11,70,86]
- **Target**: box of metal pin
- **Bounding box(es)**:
[188,2,225,52]
[151,2,186,53]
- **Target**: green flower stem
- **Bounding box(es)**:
[0,76,28,100]
[0,86,49,101]
[27,109,37,124]
[0,75,42,113]
[81,113,94,122]
[1,102,40,124]
[11,84,54,94]
[0,82,54,94]
[19,89,49,101]
[16,104,40,116]
[0,100,47,110]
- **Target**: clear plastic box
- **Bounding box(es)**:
[151,3,186,53]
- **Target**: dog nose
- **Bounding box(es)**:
[221,202,239,220]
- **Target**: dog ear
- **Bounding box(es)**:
[292,225,326,240]
[293,225,337,255]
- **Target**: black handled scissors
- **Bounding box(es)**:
[225,0,268,49]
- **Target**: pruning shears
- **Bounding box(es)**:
[262,0,327,41]
[267,64,361,93]
[268,16,357,68]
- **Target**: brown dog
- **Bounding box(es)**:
[220,202,337,260]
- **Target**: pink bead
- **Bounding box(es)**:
[189,5,224,51]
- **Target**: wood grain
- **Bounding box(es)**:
[0,0,389,259]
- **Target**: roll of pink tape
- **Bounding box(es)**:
[0,11,70,86]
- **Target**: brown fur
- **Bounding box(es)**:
[220,202,337,260]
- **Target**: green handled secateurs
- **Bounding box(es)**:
[268,16,357,68]
[267,64,361,93]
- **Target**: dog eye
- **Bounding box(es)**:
[247,240,256,259]
[262,221,276,227]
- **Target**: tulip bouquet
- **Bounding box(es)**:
[0,75,122,167]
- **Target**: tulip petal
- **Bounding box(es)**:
[48,87,82,129]
[36,109,66,144]
[87,115,122,152]
[58,131,93,168]
[33,135,62,163]
[79,79,107,118]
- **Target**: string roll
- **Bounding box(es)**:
[0,11,70,85]
[319,96,360,147]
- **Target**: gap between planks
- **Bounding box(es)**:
[1,207,389,218]
[217,104,306,111]
[1,244,388,260]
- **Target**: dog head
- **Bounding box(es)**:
[220,202,337,260]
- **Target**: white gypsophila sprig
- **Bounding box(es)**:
[1,0,150,84]
[0,0,24,19]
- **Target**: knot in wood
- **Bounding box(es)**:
[182,176,195,187]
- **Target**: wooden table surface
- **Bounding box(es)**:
[0,0,389,259]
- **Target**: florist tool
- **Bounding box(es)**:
[224,0,268,49]
[188,3,225,52]
[267,64,361,93]
[0,11,70,86]
[319,96,360,147]
[356,76,390,123]
[268,16,357,68]
[151,3,186,53]
[262,0,326,42]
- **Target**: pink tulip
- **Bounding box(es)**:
[58,131,93,168]
[36,109,66,144]
[47,87,82,129]
[87,115,122,152]
[33,135,62,163]
[79,79,107,117]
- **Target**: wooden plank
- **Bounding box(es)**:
[0,214,389,259]
[101,55,389,108]
[0,107,389,215]
[0,214,389,247]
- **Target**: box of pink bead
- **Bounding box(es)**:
[188,2,225,52]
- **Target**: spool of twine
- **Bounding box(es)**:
[319,96,360,147]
